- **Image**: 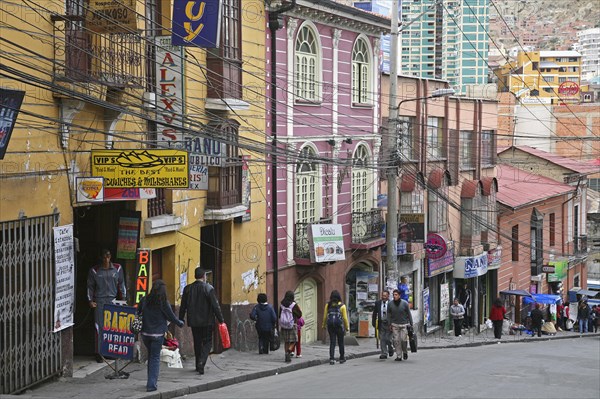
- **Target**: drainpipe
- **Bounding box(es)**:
[269,0,296,312]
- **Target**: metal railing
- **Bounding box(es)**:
[294,218,332,259]
[351,209,384,244]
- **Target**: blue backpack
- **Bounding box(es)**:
[327,303,343,328]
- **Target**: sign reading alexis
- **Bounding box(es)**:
[100,303,136,360]
[155,36,184,145]
[0,88,25,160]
[308,224,345,263]
[86,0,138,33]
[172,0,222,48]
[91,149,189,188]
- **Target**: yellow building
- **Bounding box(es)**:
[495,50,582,105]
[0,1,266,392]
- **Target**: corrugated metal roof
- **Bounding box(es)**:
[496,164,575,208]
[498,146,600,174]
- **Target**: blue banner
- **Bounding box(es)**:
[100,304,136,360]
[172,0,222,48]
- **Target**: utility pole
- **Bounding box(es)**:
[386,0,400,278]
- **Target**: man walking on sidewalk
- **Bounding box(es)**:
[372,290,394,359]
[387,289,413,362]
[179,268,225,375]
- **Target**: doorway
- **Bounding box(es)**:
[294,278,317,343]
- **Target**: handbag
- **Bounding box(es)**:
[218,322,231,349]
[131,314,143,334]
[407,325,417,353]
[270,328,281,351]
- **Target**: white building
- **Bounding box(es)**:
[577,27,600,82]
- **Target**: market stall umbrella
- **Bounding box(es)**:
[523,294,562,305]
[499,289,532,297]
[576,289,599,298]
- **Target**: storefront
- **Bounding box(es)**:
[423,240,454,334]
[346,264,379,336]
[454,252,489,332]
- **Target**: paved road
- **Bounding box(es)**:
[186,336,600,399]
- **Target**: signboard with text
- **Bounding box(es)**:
[155,36,184,145]
[453,253,488,279]
[308,224,345,263]
[399,213,425,242]
[172,0,222,47]
[116,212,141,260]
[100,303,136,360]
[86,0,138,33]
[134,249,151,305]
[53,225,75,332]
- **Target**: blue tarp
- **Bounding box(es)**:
[523,294,562,305]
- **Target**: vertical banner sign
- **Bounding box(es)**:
[100,303,136,360]
[116,212,141,259]
[53,224,75,332]
[135,249,151,305]
[172,0,223,47]
[0,88,26,160]
[155,36,184,146]
[440,283,450,321]
[423,287,430,327]
[241,155,251,221]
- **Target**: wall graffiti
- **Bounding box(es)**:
[230,304,258,352]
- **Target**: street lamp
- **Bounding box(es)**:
[398,88,456,108]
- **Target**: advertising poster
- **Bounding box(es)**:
[116,213,141,260]
[75,177,104,202]
[355,271,378,337]
[53,224,75,332]
[308,224,345,263]
[440,283,450,321]
[423,287,430,326]
[399,213,425,242]
[100,303,136,360]
[171,0,222,47]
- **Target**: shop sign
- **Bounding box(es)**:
[134,249,151,304]
[100,303,136,360]
[155,36,184,145]
[453,253,488,279]
[425,233,447,259]
[76,177,105,202]
[558,81,580,96]
[184,135,226,166]
[520,96,551,105]
[91,149,189,188]
[542,265,556,273]
[172,0,222,48]
[104,187,156,201]
[116,213,141,260]
[86,0,138,34]
[399,213,425,242]
[423,287,430,326]
[0,88,25,160]
[426,247,454,278]
[547,260,567,282]
[381,240,407,257]
[53,224,75,332]
[308,224,345,263]
[487,246,502,270]
[440,283,450,322]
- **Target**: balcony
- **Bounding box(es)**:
[52,15,145,91]
[204,163,246,221]
[294,218,332,263]
[574,235,588,256]
[351,209,385,249]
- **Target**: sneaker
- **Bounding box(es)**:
[388,350,394,357]
[395,357,402,361]
[458,335,462,338]
[379,355,388,360]
[339,358,346,364]
[403,353,408,360]
[289,353,294,357]
[296,354,302,358]
[329,359,335,365]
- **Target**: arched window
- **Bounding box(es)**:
[295,146,320,223]
[352,38,371,104]
[295,25,319,101]
[352,145,371,214]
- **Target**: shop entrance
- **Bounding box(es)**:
[294,278,317,343]
[346,263,378,336]
[72,202,128,356]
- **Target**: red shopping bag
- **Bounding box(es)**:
[218,322,231,349]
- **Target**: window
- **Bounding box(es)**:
[558,77,567,83]
[512,225,519,261]
[549,213,556,246]
[296,146,320,223]
[295,25,319,102]
[426,117,444,159]
[207,120,242,208]
[481,130,495,166]
[461,186,483,237]
[401,184,424,213]
[352,38,371,104]
[485,184,497,231]
[352,145,371,214]
[530,208,544,275]
[460,130,473,169]
[398,116,416,161]
[428,181,448,233]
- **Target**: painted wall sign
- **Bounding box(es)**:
[155,36,184,145]
[91,149,189,188]
[86,0,138,33]
[308,224,346,263]
[76,177,105,202]
[171,0,222,48]
[134,249,151,305]
[99,303,136,360]
[425,232,447,259]
[0,88,25,160]
[53,224,75,332]
[116,213,141,260]
[558,81,580,96]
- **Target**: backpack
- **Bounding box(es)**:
[327,302,343,328]
[279,303,295,329]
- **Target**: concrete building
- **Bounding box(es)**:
[577,27,600,82]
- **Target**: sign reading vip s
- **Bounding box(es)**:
[91,149,189,188]
[172,0,223,47]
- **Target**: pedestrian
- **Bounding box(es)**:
[249,293,277,355]
[372,290,394,359]
[564,301,573,330]
[556,301,565,330]
[179,268,225,375]
[294,316,305,358]
[589,304,597,333]
[387,289,413,361]
[459,282,472,328]
[138,280,184,392]
[397,276,410,302]
[322,290,350,365]
[592,305,599,333]
[87,248,126,363]
[490,297,506,339]
[577,300,590,333]
[450,298,465,337]
[530,303,544,338]
[279,290,302,363]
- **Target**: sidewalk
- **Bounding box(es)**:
[4,329,599,399]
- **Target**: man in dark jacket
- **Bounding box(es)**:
[530,303,544,337]
[372,290,394,359]
[387,289,413,361]
[179,268,225,374]
[250,293,277,354]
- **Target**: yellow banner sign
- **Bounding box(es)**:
[86,0,138,33]
[91,149,189,188]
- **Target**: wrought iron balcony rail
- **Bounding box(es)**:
[351,209,384,244]
[294,218,332,259]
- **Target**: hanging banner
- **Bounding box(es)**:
[308,224,346,263]
[100,303,136,360]
[0,88,26,160]
[116,213,141,260]
[155,36,184,145]
[440,283,450,321]
[171,0,222,48]
[86,0,138,33]
[53,224,75,332]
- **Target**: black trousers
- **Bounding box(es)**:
[191,326,213,370]
[453,318,463,336]
[492,320,503,339]
[257,329,271,354]
[532,323,542,337]
[327,325,345,360]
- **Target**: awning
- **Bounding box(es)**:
[500,289,532,297]
[523,294,562,305]
[577,289,599,298]
[539,61,560,68]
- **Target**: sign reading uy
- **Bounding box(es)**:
[172,0,222,48]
